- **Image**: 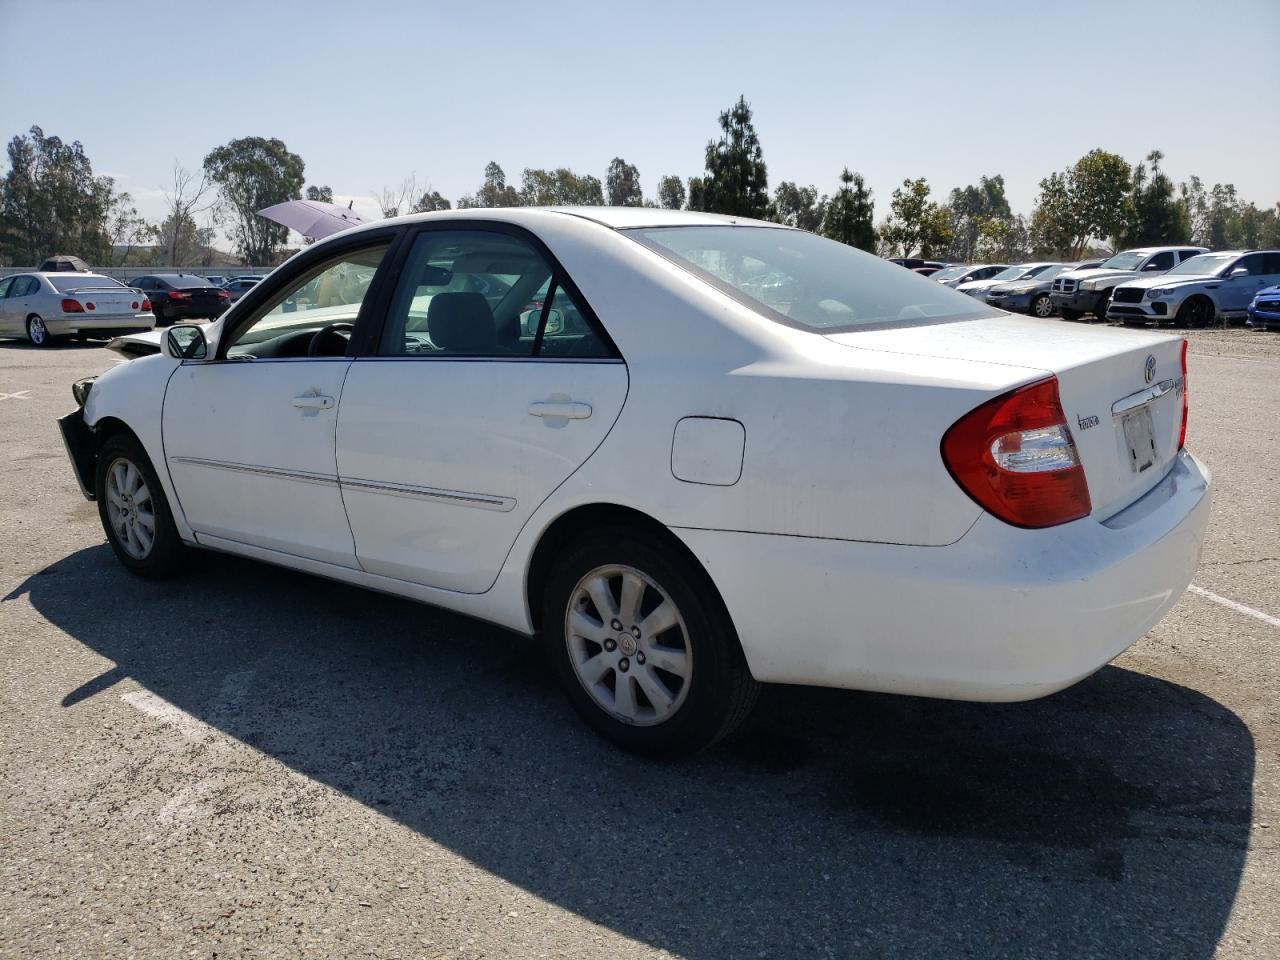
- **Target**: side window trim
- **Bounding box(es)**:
[356,219,621,362]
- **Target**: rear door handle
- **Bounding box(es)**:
[528,401,592,420]
[292,394,335,409]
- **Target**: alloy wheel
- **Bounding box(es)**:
[564,564,693,726]
[1032,294,1054,318]
[27,316,47,345]
[104,457,156,560]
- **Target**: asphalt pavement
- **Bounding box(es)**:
[1,327,1277,959]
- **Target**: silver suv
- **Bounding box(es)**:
[1049,246,1207,320]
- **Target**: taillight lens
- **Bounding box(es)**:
[60,298,84,313]
[131,301,139,310]
[217,289,230,300]
[1178,338,1189,450]
[86,301,96,311]
[169,291,192,301]
[941,376,1092,529]
[141,298,152,312]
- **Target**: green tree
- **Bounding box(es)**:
[1030,149,1132,258]
[456,162,522,208]
[687,95,769,218]
[203,136,306,264]
[948,174,1013,261]
[305,184,334,203]
[656,175,686,210]
[821,168,876,251]
[0,125,119,264]
[1120,150,1189,247]
[772,182,826,233]
[880,178,953,258]
[520,167,604,206]
[605,157,643,206]
[412,190,451,213]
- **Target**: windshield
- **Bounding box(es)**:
[929,265,969,282]
[1100,252,1145,271]
[991,266,1034,282]
[628,226,990,331]
[48,274,125,292]
[1166,253,1236,276]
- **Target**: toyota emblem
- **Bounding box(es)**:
[1144,354,1156,384]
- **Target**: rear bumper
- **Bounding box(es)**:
[58,409,97,500]
[675,450,1211,702]
[48,313,155,336]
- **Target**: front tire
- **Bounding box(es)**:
[544,526,759,755]
[96,433,187,578]
[26,315,51,346]
[1176,296,1215,329]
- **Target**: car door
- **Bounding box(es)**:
[335,224,628,593]
[0,277,15,332]
[1218,253,1267,312]
[161,238,394,568]
[4,276,36,331]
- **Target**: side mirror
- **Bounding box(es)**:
[1228,267,1249,279]
[165,324,207,360]
[1141,262,1165,271]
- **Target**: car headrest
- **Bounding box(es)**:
[427,292,497,353]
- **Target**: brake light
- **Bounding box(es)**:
[131,301,139,310]
[1178,339,1189,450]
[141,298,152,312]
[169,291,192,301]
[941,376,1092,529]
[60,298,84,313]
[217,289,230,300]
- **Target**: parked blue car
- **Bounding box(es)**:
[1247,284,1280,331]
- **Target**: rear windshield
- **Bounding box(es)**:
[928,265,969,282]
[48,274,125,292]
[156,275,216,288]
[627,226,988,331]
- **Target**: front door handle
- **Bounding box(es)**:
[292,394,335,409]
[528,401,592,420]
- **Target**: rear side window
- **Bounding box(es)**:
[378,229,614,359]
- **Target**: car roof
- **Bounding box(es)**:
[366,206,787,234]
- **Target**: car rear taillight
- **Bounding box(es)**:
[941,376,1092,529]
[60,298,84,313]
[86,301,96,311]
[169,291,192,301]
[1178,338,1189,450]
[217,289,230,300]
[131,301,139,310]
[141,298,152,312]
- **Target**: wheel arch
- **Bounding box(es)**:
[524,502,736,637]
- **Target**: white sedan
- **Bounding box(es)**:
[59,208,1211,754]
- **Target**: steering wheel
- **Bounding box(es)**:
[307,321,355,357]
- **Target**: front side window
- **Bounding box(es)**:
[1231,254,1263,276]
[0,277,12,298]
[379,229,612,358]
[629,226,989,331]
[226,244,390,358]
[1143,251,1176,271]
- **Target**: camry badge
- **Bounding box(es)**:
[1144,354,1156,384]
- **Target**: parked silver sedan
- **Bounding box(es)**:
[0,272,155,346]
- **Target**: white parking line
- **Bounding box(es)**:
[121,689,215,742]
[1188,584,1280,628]
[0,390,32,400]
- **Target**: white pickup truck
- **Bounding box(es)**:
[1049,246,1207,320]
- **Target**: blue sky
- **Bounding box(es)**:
[1,0,1277,232]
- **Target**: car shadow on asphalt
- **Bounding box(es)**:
[0,339,112,351]
[11,545,1255,958]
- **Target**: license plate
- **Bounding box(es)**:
[1121,406,1158,473]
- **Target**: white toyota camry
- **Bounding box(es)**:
[59,208,1211,754]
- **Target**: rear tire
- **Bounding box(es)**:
[1031,293,1055,318]
[96,432,187,579]
[543,526,759,756]
[26,315,51,347]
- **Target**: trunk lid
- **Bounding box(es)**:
[62,285,142,316]
[825,315,1185,520]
